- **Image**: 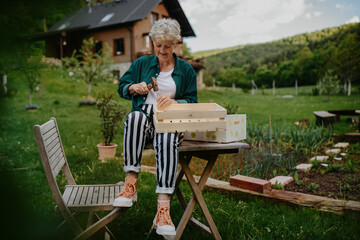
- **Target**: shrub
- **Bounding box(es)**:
[273,181,284,190]
[312,87,319,96]
[96,94,126,146]
[327,163,342,173]
[307,182,319,192]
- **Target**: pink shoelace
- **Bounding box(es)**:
[155,206,174,227]
[115,178,137,201]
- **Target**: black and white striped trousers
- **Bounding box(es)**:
[123,104,183,194]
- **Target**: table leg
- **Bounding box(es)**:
[174,155,221,240]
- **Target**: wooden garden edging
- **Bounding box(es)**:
[141,165,360,219]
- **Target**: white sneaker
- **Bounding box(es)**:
[113,176,137,207]
[154,202,176,236]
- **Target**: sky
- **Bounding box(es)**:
[179,0,360,52]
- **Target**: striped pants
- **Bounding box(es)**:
[123,104,183,194]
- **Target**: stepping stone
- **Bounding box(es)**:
[310,156,329,162]
[230,175,271,193]
[334,157,342,161]
[296,163,313,172]
[340,153,347,156]
[269,176,293,187]
[334,142,349,148]
[325,149,341,155]
[321,163,328,167]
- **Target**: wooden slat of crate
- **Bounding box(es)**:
[155,103,226,120]
[155,118,226,133]
[154,103,227,133]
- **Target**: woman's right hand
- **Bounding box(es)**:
[129,82,149,95]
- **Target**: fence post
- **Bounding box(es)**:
[295,80,298,96]
[272,80,275,96]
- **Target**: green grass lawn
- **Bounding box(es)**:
[0,68,359,239]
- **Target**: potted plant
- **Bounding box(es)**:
[96,94,125,161]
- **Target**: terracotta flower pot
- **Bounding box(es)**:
[97,143,118,161]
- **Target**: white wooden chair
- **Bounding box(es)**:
[33,117,126,240]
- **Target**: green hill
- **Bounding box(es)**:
[194,23,360,90]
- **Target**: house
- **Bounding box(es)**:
[34,0,204,89]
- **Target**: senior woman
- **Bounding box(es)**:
[113,18,197,236]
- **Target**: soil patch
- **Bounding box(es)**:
[285,170,360,200]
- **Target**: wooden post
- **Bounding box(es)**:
[272,80,275,96]
[232,82,236,92]
[251,80,257,95]
[212,78,216,89]
[269,115,272,155]
[295,80,298,96]
[347,79,351,96]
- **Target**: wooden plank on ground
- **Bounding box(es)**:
[230,175,271,193]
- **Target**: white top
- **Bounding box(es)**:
[144,69,176,105]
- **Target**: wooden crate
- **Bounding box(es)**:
[153,103,226,133]
[184,114,246,143]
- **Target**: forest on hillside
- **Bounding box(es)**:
[201,23,360,94]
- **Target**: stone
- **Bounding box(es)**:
[326,149,341,155]
[334,142,349,148]
[310,156,329,162]
[340,153,347,156]
[296,163,313,172]
[334,157,342,161]
[269,176,293,187]
[321,163,328,167]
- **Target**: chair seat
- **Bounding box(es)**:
[57,183,124,212]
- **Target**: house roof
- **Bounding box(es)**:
[44,0,195,38]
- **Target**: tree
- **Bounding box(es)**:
[332,33,360,96]
[215,67,245,88]
[62,38,113,101]
[22,56,45,110]
[292,46,314,85]
[322,69,340,98]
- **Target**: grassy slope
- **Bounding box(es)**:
[0,69,359,239]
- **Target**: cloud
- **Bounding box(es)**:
[305,13,312,19]
[218,0,306,38]
[335,4,344,9]
[313,11,323,17]
[346,16,360,24]
[318,0,326,2]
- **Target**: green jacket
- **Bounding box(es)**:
[118,54,198,115]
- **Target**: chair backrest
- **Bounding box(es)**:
[33,117,75,184]
[34,117,83,234]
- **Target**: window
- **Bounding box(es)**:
[150,12,159,26]
[94,41,103,55]
[114,38,124,55]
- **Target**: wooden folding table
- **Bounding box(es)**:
[172,140,249,240]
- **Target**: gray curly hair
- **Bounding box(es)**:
[149,18,181,45]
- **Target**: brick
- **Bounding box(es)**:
[229,175,271,193]
[334,142,349,148]
[269,176,293,187]
[325,149,341,155]
[310,156,329,162]
[296,163,313,172]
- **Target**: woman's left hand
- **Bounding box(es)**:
[157,93,178,109]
